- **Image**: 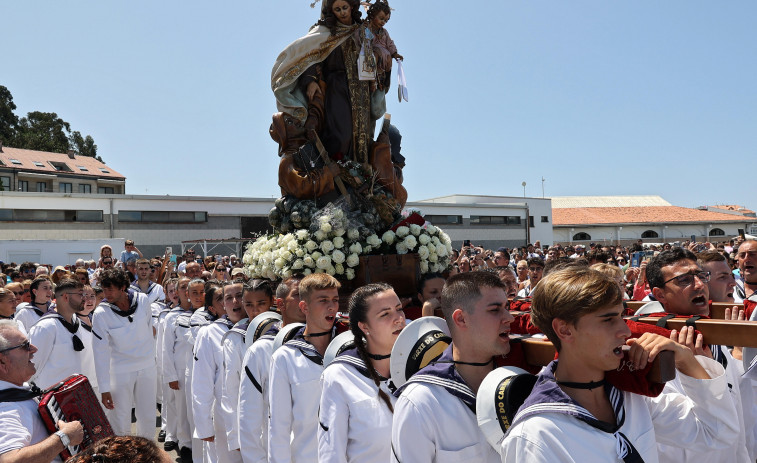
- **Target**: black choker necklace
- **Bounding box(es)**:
[304,330,331,338]
[32,301,47,306]
[367,352,391,360]
[556,378,607,390]
[453,358,493,367]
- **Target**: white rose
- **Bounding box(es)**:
[418,234,431,245]
[363,245,372,254]
[446,243,453,255]
[347,228,360,240]
[430,263,440,273]
[403,235,417,250]
[305,240,318,252]
[349,243,363,254]
[320,240,335,253]
[314,230,327,242]
[420,261,429,273]
[315,268,325,274]
[303,268,312,276]
[409,224,422,236]
[320,222,332,234]
[326,265,336,276]
[296,229,309,241]
[311,251,322,261]
[396,242,408,254]
[345,268,355,280]
[335,263,345,275]
[333,228,346,237]
[396,226,410,238]
[295,248,305,258]
[316,255,332,269]
[425,224,438,235]
[303,256,315,268]
[417,245,430,260]
[436,244,448,257]
[287,240,299,252]
[428,253,438,263]
[431,236,441,246]
[440,231,451,245]
[292,259,304,270]
[382,230,396,245]
[332,250,346,264]
[281,250,292,261]
[367,234,381,246]
[346,253,360,268]
[333,236,345,248]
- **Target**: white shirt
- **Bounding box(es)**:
[221,320,248,451]
[191,318,232,440]
[0,380,62,462]
[267,335,325,463]
[391,382,499,463]
[76,320,98,390]
[14,303,49,334]
[239,334,276,463]
[318,356,396,463]
[501,357,739,462]
[91,292,155,393]
[130,280,165,305]
[28,314,85,390]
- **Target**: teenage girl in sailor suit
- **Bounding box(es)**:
[14,277,54,333]
[318,283,406,463]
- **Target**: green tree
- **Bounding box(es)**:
[0,85,19,146]
[69,130,100,161]
[14,111,71,154]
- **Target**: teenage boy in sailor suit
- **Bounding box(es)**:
[131,259,165,305]
[221,281,274,453]
[154,279,178,448]
[641,249,756,462]
[501,267,739,462]
[391,271,512,463]
[91,268,157,438]
[161,277,194,456]
[239,276,304,463]
[178,278,206,461]
[268,274,340,463]
[28,279,87,390]
[191,283,243,463]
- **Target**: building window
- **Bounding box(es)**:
[573,232,591,241]
[50,161,72,172]
[18,181,28,192]
[709,228,725,236]
[470,215,506,225]
[9,159,22,165]
[59,183,73,193]
[77,165,89,172]
[529,216,535,227]
[36,182,47,192]
[118,210,208,223]
[0,176,10,190]
[33,161,45,167]
[0,209,103,222]
[506,216,521,225]
[97,186,115,194]
[78,184,92,193]
[541,216,549,223]
[641,230,659,239]
[99,167,110,173]
[422,215,462,225]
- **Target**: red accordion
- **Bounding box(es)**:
[37,374,114,461]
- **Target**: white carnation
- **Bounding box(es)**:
[418,234,431,245]
[316,255,332,269]
[431,236,441,246]
[403,235,417,250]
[417,245,430,260]
[396,242,408,254]
[436,244,448,257]
[430,263,440,273]
[363,245,372,254]
[428,253,439,263]
[333,236,345,248]
[396,226,410,238]
[410,224,422,236]
[366,234,381,246]
[345,268,355,280]
[349,242,363,254]
[332,250,346,264]
[346,253,360,268]
[347,228,360,241]
[296,229,309,240]
[280,250,292,261]
[382,231,396,245]
[333,208,344,220]
[420,261,429,273]
[425,224,438,235]
[320,240,335,253]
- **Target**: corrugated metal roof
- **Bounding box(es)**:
[550,196,671,209]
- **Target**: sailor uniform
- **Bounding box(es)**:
[267,326,327,463]
[318,348,396,463]
[14,302,52,334]
[92,290,157,438]
[28,313,86,390]
[221,318,249,452]
[238,323,280,463]
[151,302,167,433]
[391,344,500,463]
[184,307,216,460]
[191,316,241,463]
[155,302,177,444]
[162,307,195,450]
[76,318,100,397]
[131,280,165,305]
[501,358,739,462]
[0,380,62,463]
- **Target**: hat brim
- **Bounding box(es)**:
[272,322,305,353]
[390,316,451,389]
[324,330,356,367]
[476,366,536,452]
[245,311,283,350]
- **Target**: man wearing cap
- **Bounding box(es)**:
[230,268,248,283]
[391,271,513,462]
[0,320,84,463]
[238,276,303,463]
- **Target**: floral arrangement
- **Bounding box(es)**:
[242,205,453,280]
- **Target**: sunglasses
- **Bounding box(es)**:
[0,339,31,354]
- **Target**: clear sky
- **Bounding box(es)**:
[4,1,756,212]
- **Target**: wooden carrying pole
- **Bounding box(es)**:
[632,317,757,348]
[624,301,744,320]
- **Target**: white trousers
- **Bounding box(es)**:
[203,401,242,463]
[173,369,192,448]
[161,378,177,442]
[185,363,203,461]
[109,365,157,438]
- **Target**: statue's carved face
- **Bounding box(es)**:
[332,0,352,25]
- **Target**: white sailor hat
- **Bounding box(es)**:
[476,366,537,451]
[245,311,283,350]
[272,322,305,353]
[323,330,356,367]
[390,316,451,389]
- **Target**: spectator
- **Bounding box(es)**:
[67,435,172,463]
[99,245,118,268]
[18,262,36,281]
[515,260,529,284]
[34,266,49,278]
[74,268,90,286]
[51,266,69,285]
[119,240,143,265]
[517,257,544,297]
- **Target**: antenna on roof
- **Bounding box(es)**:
[67,149,75,159]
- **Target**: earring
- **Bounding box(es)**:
[365,332,370,336]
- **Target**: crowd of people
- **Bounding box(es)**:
[0,236,755,463]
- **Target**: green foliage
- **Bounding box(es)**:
[0,85,101,161]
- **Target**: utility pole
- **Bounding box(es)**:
[541,177,545,198]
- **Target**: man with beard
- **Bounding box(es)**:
[735,240,757,303]
[28,279,88,390]
[130,259,165,305]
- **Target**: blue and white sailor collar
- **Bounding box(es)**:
[214,315,235,329]
[395,343,477,414]
[331,347,397,394]
[513,360,644,463]
[286,325,325,366]
[130,279,156,295]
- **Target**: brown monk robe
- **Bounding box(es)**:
[270,111,336,199]
[370,123,407,208]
